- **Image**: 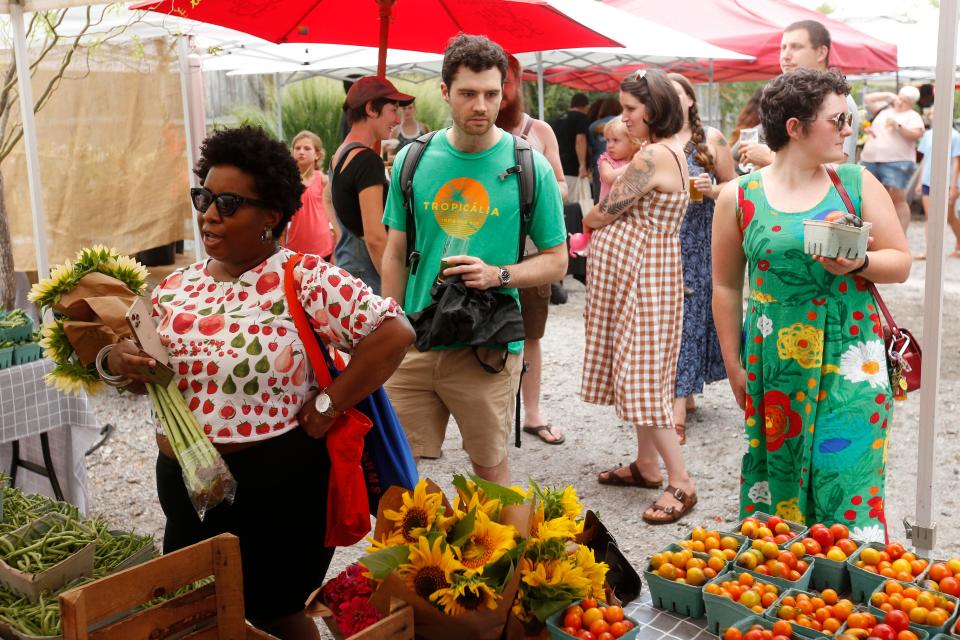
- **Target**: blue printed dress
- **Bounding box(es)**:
[675,140,727,398]
[737,164,891,543]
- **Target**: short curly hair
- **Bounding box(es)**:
[441,34,508,88]
[194,126,304,233]
[620,69,684,141]
[760,69,850,152]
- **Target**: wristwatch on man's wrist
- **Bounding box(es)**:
[314,391,339,418]
[496,266,512,287]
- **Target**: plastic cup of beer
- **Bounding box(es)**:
[738,127,760,173]
[438,235,470,281]
[689,171,705,203]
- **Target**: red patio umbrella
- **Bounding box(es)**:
[605,0,897,81]
[132,0,622,77]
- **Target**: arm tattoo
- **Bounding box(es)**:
[599,150,655,216]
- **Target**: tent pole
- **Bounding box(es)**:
[274,73,284,141]
[10,1,50,281]
[536,51,545,122]
[177,36,204,261]
[911,0,958,557]
[377,0,395,78]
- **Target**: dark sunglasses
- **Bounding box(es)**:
[628,69,647,82]
[818,112,854,132]
[190,187,270,217]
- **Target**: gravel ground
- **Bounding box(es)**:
[83,221,960,604]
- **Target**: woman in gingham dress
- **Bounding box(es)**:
[582,69,698,524]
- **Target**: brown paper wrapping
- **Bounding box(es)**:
[349,480,537,640]
[53,272,138,364]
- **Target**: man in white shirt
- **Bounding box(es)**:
[740,20,861,167]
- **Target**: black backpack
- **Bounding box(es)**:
[397,130,537,274]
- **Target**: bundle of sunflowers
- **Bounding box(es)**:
[351,476,608,640]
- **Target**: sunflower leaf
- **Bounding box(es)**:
[359,545,409,580]
[468,475,525,506]
[481,544,520,589]
[449,507,477,548]
[528,596,572,623]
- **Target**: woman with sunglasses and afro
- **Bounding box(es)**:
[105,126,414,638]
[713,69,910,540]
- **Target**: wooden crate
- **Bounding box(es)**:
[57,534,277,640]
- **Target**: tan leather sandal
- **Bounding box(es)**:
[642,485,697,525]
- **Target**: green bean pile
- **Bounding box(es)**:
[91,520,154,579]
[0,516,96,574]
[0,486,81,533]
[0,588,67,637]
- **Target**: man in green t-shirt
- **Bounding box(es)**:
[381,34,567,484]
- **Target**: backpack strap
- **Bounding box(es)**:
[333,142,369,178]
[511,134,536,262]
[520,114,534,140]
[399,131,438,275]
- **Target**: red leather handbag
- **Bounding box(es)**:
[826,166,921,398]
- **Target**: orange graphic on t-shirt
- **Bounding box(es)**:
[425,177,497,237]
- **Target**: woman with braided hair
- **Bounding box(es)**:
[667,73,737,444]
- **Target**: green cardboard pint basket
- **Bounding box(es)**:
[546,601,640,640]
[0,346,12,370]
[722,614,781,639]
[866,579,960,635]
[809,539,863,593]
[734,547,816,592]
[12,343,42,366]
[763,588,829,639]
[803,219,872,260]
[736,512,807,549]
[703,567,782,635]
[847,542,893,603]
[645,544,710,618]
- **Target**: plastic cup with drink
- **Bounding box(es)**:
[738,127,760,174]
[438,235,470,282]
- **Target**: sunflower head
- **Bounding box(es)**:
[430,573,500,615]
[397,536,463,601]
[39,319,72,365]
[101,255,150,295]
[383,480,443,542]
[46,364,103,396]
[455,510,517,574]
[573,545,609,599]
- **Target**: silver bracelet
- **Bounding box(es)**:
[95,344,132,388]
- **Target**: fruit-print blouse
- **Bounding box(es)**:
[150,249,402,443]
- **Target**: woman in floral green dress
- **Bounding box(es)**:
[712,70,911,542]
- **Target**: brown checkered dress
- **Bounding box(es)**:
[581,148,689,428]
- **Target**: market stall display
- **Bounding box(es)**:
[0,478,155,638]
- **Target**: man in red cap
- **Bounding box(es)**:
[326,76,413,294]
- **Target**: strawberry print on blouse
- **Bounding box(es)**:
[150,249,402,443]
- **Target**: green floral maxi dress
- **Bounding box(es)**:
[737,165,891,543]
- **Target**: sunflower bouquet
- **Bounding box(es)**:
[29,246,236,519]
[510,482,609,628]
[358,477,533,640]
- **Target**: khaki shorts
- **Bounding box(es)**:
[385,347,523,468]
[519,285,550,340]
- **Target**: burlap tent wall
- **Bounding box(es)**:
[4,36,187,271]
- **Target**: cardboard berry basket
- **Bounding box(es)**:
[761,588,829,640]
[835,611,930,640]
[724,613,801,639]
[645,544,711,619]
[735,512,808,550]
[546,601,640,640]
[866,579,960,636]
[809,538,864,593]
[846,543,931,604]
[702,567,782,635]
[678,528,751,557]
[733,548,816,592]
[0,514,95,601]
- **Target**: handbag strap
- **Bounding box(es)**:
[824,165,901,334]
[283,254,334,389]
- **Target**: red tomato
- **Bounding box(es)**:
[829,523,850,541]
[871,623,897,640]
[577,631,596,640]
[589,619,610,636]
[810,524,835,549]
[803,538,823,556]
[884,610,910,632]
[609,621,629,638]
[744,629,765,640]
[580,598,598,610]
[564,612,583,630]
[939,576,960,597]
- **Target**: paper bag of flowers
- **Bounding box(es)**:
[29,246,236,519]
[357,477,533,640]
[506,482,610,638]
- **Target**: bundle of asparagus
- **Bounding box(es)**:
[147,380,236,518]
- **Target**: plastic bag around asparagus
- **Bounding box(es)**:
[29,246,237,519]
[147,380,236,518]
